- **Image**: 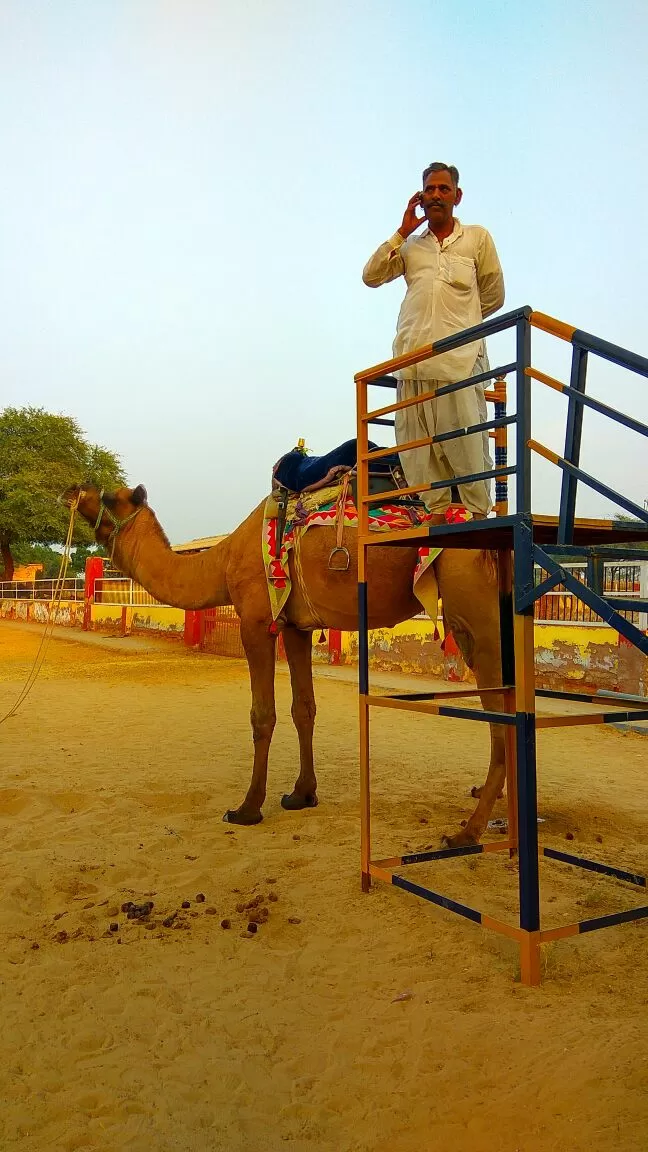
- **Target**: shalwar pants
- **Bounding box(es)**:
[394,351,493,516]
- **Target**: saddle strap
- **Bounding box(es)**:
[336,473,351,549]
[327,473,352,572]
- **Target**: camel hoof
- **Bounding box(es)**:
[471,786,504,799]
[222,809,263,826]
[281,792,318,812]
[441,829,479,850]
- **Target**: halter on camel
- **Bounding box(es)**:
[94,490,142,560]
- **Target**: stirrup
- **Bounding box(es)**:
[328,546,350,571]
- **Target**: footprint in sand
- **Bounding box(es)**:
[71,1027,117,1055]
[53,877,99,899]
[48,791,91,814]
[0,789,32,816]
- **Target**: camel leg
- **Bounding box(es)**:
[471,776,503,800]
[434,552,507,848]
[223,618,276,826]
[442,698,507,848]
[415,566,504,808]
[280,625,318,812]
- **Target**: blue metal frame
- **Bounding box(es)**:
[543,847,646,888]
[392,875,482,924]
[541,452,648,526]
[543,545,648,560]
[429,363,516,399]
[356,303,648,983]
[402,845,483,864]
[516,317,532,514]
[558,346,588,544]
[578,906,648,933]
[553,375,648,440]
[572,328,648,377]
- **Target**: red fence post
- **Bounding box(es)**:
[84,556,104,631]
[184,610,202,647]
[328,629,342,665]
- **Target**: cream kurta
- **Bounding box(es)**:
[362,218,504,514]
[362,219,504,381]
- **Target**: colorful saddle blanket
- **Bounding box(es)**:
[262,482,442,625]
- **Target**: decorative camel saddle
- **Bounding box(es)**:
[262,437,449,628]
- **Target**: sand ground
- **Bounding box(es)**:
[1,621,647,1152]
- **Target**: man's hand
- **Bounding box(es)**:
[398,192,427,239]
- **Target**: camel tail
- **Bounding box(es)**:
[478,549,498,583]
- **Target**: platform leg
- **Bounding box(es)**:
[360,693,371,892]
[498,551,518,854]
[520,931,541,986]
[514,522,541,983]
[359,554,371,891]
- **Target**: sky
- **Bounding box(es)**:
[1,0,647,543]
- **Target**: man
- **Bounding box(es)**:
[362,162,504,521]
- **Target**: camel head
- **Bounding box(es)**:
[62,482,148,548]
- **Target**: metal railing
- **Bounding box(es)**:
[355,306,648,651]
[0,578,85,601]
[355,305,648,536]
[0,577,163,608]
[94,578,163,607]
[534,562,646,627]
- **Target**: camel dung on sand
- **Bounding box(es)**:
[63,482,505,846]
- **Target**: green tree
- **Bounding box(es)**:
[10,541,107,579]
[0,406,125,580]
[68,543,108,576]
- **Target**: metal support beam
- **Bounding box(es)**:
[558,345,588,544]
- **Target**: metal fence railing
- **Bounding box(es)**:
[0,577,162,608]
[94,578,163,607]
[200,605,246,658]
[3,566,647,629]
[534,562,646,627]
[0,578,85,601]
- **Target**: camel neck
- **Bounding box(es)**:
[113,513,233,611]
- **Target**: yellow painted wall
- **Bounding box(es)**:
[336,617,646,694]
[339,619,618,661]
[2,597,645,696]
[534,623,612,649]
[91,604,124,629]
[90,603,184,634]
[340,615,442,658]
[130,606,184,633]
[0,598,84,627]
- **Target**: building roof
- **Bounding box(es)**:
[171,535,228,554]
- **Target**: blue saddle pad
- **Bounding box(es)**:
[274,438,400,492]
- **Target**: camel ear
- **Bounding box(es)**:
[131,484,147,506]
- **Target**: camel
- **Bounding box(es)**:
[62,482,505,846]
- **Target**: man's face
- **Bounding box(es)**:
[421,170,462,228]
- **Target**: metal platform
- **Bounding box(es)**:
[355,305,648,986]
[359,512,648,551]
